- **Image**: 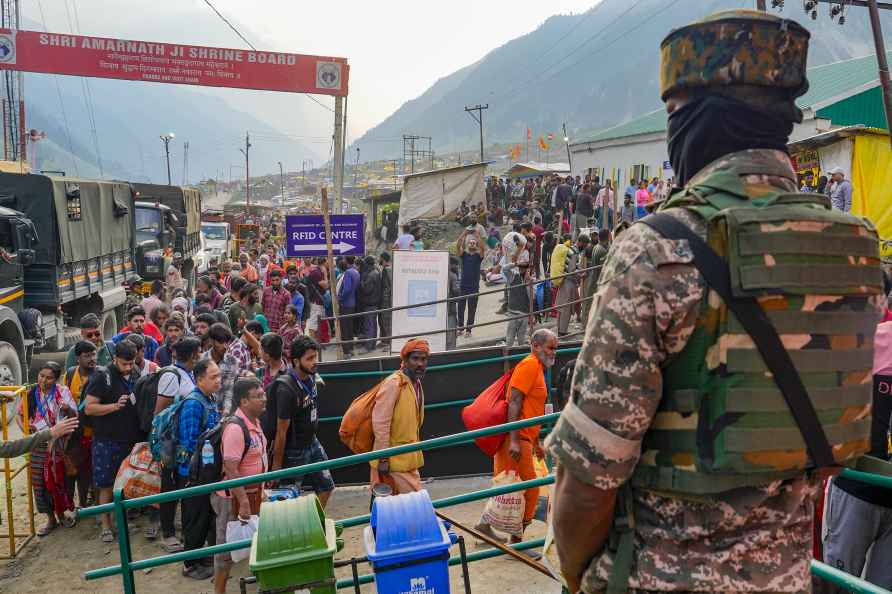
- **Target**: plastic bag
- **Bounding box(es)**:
[480,470,524,537]
[113,442,161,500]
[226,516,259,563]
[533,455,550,523]
[461,371,511,456]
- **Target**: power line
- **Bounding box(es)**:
[201,0,334,113]
[67,0,103,176]
[488,0,647,105]
[36,0,78,175]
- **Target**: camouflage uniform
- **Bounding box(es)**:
[545,10,876,594]
[547,151,830,594]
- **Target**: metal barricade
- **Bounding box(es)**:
[0,385,35,559]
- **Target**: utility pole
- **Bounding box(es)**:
[867,0,892,149]
[464,104,489,163]
[160,132,175,184]
[353,147,360,189]
[278,161,285,202]
[182,141,189,185]
[239,132,251,215]
[562,123,573,173]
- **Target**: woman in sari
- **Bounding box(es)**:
[17,361,79,536]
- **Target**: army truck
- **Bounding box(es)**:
[0,173,135,383]
[131,183,202,294]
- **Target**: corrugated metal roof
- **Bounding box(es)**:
[575,51,892,145]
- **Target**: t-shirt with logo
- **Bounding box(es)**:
[84,364,144,444]
[217,407,268,497]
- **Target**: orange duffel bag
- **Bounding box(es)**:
[461,370,512,456]
[339,373,408,454]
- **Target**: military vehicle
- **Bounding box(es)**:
[0,173,134,384]
[131,183,202,294]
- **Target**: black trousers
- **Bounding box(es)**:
[160,466,178,538]
[457,287,479,328]
[339,305,356,354]
[180,474,215,568]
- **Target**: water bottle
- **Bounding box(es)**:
[201,441,214,466]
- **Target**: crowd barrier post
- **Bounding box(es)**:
[0,385,35,559]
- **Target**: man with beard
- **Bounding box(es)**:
[154,316,185,367]
[370,338,430,495]
[546,11,884,594]
[475,329,556,545]
[267,336,336,507]
[228,283,262,335]
[192,313,218,352]
[261,269,290,332]
[112,306,159,361]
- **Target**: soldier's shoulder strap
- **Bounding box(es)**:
[639,212,835,469]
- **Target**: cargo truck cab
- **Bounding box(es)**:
[0,206,42,385]
[134,201,176,289]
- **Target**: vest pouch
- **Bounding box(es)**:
[635,191,882,494]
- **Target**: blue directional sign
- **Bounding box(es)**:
[285,214,365,258]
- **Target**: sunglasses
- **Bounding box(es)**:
[85,330,101,339]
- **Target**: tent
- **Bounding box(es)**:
[503,161,570,179]
[397,162,490,225]
[788,126,892,251]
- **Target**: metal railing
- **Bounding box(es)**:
[79,412,561,592]
[320,263,602,323]
[0,386,35,558]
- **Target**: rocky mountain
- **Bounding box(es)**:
[353,0,892,162]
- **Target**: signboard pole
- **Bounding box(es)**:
[333,96,345,215]
[321,187,344,359]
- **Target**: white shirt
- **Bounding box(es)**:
[157,365,196,400]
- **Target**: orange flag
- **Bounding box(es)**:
[538,136,549,151]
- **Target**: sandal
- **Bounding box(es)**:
[62,513,78,529]
[37,521,58,537]
[144,525,158,540]
[100,528,115,543]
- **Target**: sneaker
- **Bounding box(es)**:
[99,528,115,543]
[182,564,214,580]
[162,536,184,552]
[143,525,158,540]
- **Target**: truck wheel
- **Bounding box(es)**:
[100,310,118,341]
[0,342,22,429]
[0,342,22,386]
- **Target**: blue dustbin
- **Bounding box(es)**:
[364,489,457,594]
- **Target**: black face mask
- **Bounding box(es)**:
[667,94,793,187]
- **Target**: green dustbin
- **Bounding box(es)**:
[249,494,344,593]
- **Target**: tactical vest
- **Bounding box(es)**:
[631,184,883,495]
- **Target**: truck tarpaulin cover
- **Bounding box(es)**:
[52,179,133,264]
[0,29,348,96]
[398,163,487,226]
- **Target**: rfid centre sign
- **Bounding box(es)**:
[285,214,365,258]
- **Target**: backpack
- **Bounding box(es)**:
[133,366,179,434]
[68,366,94,428]
[555,360,575,412]
[188,415,251,487]
[149,394,206,468]
[338,373,406,454]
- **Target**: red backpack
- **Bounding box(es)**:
[461,371,512,456]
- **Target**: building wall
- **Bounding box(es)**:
[817,86,888,130]
[569,117,830,187]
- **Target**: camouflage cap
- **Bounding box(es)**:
[660,9,810,101]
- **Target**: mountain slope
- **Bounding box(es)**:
[354,0,892,161]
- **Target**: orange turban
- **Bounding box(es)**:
[400,338,430,358]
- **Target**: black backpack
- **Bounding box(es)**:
[188,415,251,487]
[133,366,179,434]
[260,374,303,446]
[555,359,576,413]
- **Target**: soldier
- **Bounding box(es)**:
[546,10,884,594]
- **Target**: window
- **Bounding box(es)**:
[134,207,162,235]
[66,184,82,221]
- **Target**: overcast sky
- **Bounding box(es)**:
[26,0,600,142]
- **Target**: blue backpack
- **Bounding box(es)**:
[149,394,206,468]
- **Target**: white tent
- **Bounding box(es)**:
[398,162,489,225]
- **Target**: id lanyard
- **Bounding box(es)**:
[296,373,317,423]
